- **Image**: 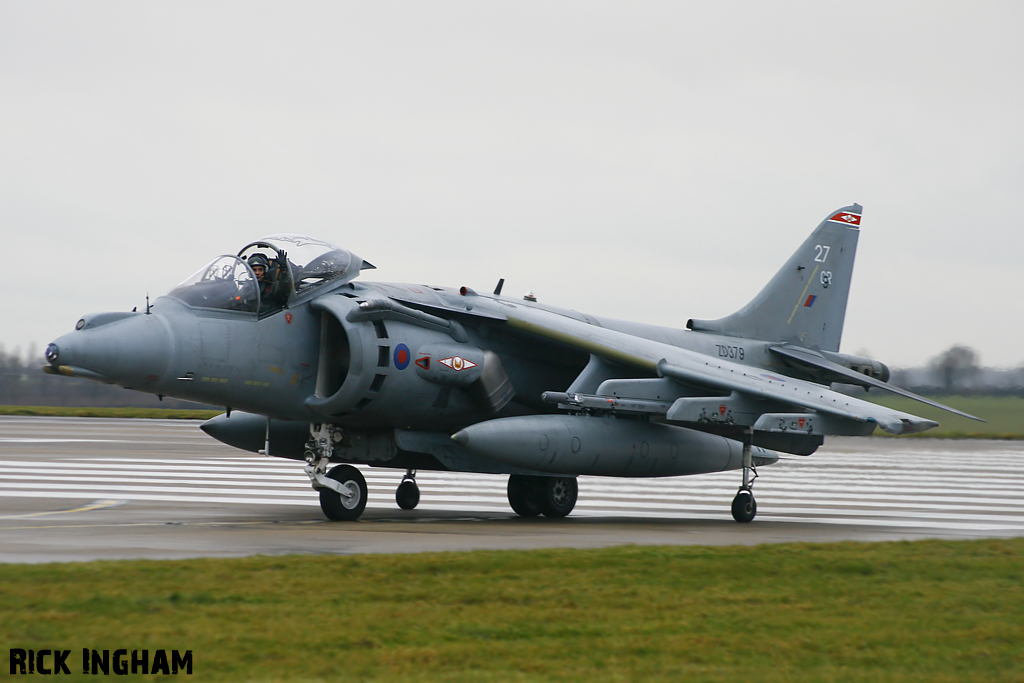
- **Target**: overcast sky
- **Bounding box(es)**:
[3,1,1022,368]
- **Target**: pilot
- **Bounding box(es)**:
[248,254,276,308]
[249,254,270,285]
[249,252,292,312]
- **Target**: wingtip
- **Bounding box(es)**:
[942,405,986,423]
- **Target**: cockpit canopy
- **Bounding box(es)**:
[167,234,373,314]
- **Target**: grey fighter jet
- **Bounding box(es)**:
[44,205,978,522]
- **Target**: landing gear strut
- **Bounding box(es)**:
[396,469,420,510]
[731,428,757,523]
[304,423,368,521]
[507,475,578,518]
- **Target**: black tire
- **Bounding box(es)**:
[396,480,420,510]
[731,489,756,523]
[319,465,368,521]
[507,475,542,517]
[537,477,578,518]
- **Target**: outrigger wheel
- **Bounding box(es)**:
[731,428,757,523]
[731,489,756,523]
[396,472,420,510]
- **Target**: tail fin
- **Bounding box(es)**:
[687,203,862,352]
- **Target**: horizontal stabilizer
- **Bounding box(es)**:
[769,345,984,422]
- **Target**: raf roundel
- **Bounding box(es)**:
[394,343,411,370]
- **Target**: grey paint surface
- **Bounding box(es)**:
[1,418,1021,564]
[38,211,981,523]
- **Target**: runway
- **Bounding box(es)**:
[1,416,1022,563]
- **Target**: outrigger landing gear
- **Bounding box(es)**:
[304,424,368,521]
[731,428,758,523]
[396,469,420,510]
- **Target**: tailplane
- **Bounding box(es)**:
[687,204,862,352]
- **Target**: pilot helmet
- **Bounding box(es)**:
[248,254,270,271]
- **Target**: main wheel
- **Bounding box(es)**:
[731,489,756,523]
[396,480,420,510]
[319,464,368,521]
[507,475,542,517]
[536,477,578,518]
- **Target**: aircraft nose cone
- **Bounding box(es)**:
[51,312,172,387]
[44,343,60,364]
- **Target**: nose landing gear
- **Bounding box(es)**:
[304,424,368,521]
[319,464,368,521]
[396,470,420,510]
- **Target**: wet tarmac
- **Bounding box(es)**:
[2,417,1022,563]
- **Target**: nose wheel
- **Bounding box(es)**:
[396,470,420,510]
[731,428,758,523]
[319,464,368,521]
[304,424,368,521]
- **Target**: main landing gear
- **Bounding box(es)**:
[507,474,578,518]
[731,428,757,523]
[396,469,420,510]
[304,424,368,521]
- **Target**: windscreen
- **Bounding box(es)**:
[167,256,258,313]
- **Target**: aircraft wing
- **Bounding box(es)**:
[768,344,983,422]
[389,295,509,322]
[493,302,940,435]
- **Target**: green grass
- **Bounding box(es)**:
[1,540,1022,681]
[0,405,222,420]
[865,395,1024,439]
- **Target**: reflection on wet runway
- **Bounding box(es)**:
[1,416,1022,562]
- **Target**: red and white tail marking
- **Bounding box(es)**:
[829,211,861,226]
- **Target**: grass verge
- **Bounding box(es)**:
[2,539,1022,681]
[865,395,1024,439]
[0,405,222,420]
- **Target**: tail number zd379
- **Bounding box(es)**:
[716,345,745,360]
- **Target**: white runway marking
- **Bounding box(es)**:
[2,417,1023,535]
[0,438,129,443]
[0,499,126,519]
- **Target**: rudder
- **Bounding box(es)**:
[687,204,862,352]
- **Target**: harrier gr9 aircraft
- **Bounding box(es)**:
[44,204,979,522]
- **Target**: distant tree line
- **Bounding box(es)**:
[890,345,1024,396]
[2,343,1023,408]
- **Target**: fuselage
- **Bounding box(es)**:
[46,279,797,423]
[45,272,845,446]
